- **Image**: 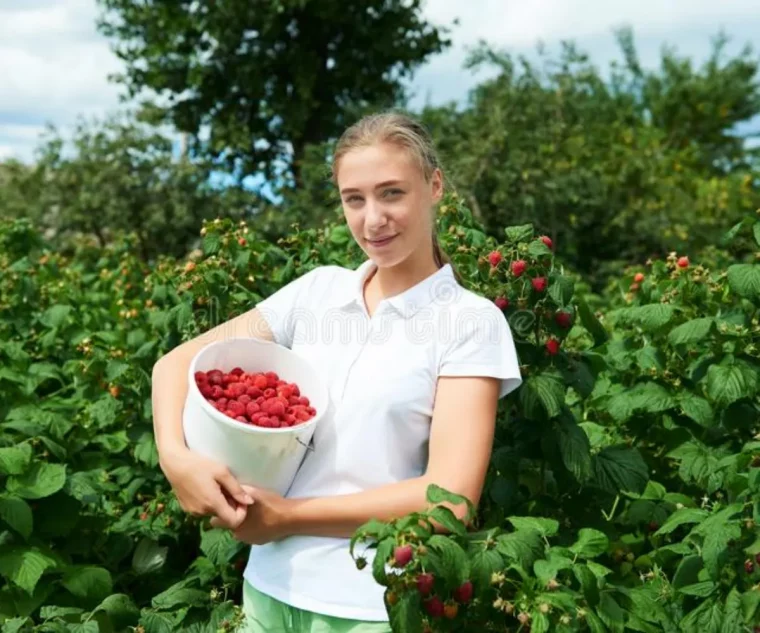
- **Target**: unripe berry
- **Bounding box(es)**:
[393,544,413,567]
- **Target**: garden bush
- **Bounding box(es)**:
[0,195,758,632]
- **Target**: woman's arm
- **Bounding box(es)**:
[281,375,501,538]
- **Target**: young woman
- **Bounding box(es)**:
[152,111,523,632]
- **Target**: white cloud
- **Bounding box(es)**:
[0,0,759,161]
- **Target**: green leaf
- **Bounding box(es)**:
[504,224,534,243]
[496,529,543,571]
[591,446,648,495]
[7,463,66,499]
[700,520,741,579]
[427,535,470,585]
[520,373,565,419]
[577,296,608,346]
[598,592,625,633]
[425,483,475,522]
[668,318,714,346]
[93,594,140,630]
[656,507,709,536]
[89,396,121,429]
[388,591,423,633]
[753,222,760,247]
[40,305,72,329]
[132,538,168,575]
[573,564,599,607]
[508,516,559,538]
[678,581,716,597]
[202,233,221,255]
[679,597,722,633]
[140,610,177,633]
[621,304,676,331]
[706,360,757,408]
[727,264,760,300]
[427,506,466,536]
[62,566,113,602]
[533,553,572,585]
[105,360,129,382]
[570,529,609,559]
[742,588,760,624]
[556,414,592,482]
[679,392,715,427]
[200,529,240,567]
[0,547,56,594]
[548,274,574,306]
[0,444,32,475]
[151,581,209,610]
[372,538,394,586]
[0,495,32,540]
[469,548,504,591]
[722,588,742,633]
[631,382,676,414]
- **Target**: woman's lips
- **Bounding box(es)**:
[367,235,397,248]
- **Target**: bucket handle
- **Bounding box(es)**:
[296,437,315,452]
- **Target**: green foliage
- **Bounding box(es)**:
[1,185,759,632]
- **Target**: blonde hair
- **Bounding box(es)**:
[331,111,460,279]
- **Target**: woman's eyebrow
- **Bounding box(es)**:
[340,180,405,194]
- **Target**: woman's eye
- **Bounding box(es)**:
[383,189,403,198]
[346,195,362,203]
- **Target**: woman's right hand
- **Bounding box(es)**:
[159,446,253,528]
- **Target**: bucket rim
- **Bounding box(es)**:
[186,336,326,436]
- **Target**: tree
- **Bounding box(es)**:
[418,28,760,286]
[0,113,257,261]
[96,0,452,192]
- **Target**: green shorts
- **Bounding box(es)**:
[241,580,392,632]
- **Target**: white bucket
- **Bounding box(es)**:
[181,336,328,496]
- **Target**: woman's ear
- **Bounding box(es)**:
[431,168,444,203]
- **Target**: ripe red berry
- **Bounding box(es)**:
[511,259,527,277]
[634,272,645,283]
[554,311,572,329]
[140,512,148,521]
[238,238,247,246]
[394,544,413,567]
[677,256,689,268]
[745,559,754,574]
[531,277,547,292]
[546,338,560,355]
[416,572,435,596]
[540,235,553,250]
[487,250,503,267]
[494,296,509,310]
[424,596,444,618]
[453,580,473,603]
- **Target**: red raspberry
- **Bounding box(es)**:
[634,272,645,283]
[238,238,247,246]
[511,260,527,277]
[246,402,261,417]
[453,580,473,603]
[253,375,268,390]
[677,256,689,268]
[487,250,503,267]
[291,383,300,397]
[268,400,286,417]
[546,338,560,355]
[295,409,312,422]
[394,544,413,567]
[265,371,279,387]
[284,413,296,425]
[264,388,276,398]
[230,367,244,376]
[238,394,252,405]
[423,596,444,618]
[540,235,553,250]
[278,385,294,399]
[207,370,223,385]
[298,396,310,407]
[494,297,509,310]
[227,401,245,417]
[531,277,547,292]
[199,385,213,398]
[416,573,434,596]
[554,311,572,329]
[246,386,263,398]
[194,371,208,383]
[235,416,248,423]
[209,386,224,399]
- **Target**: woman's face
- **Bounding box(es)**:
[336,141,442,267]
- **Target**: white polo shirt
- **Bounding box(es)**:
[243,258,522,621]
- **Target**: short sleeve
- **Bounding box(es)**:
[254,267,323,348]
[438,301,523,399]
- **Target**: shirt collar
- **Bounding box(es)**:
[335,259,458,319]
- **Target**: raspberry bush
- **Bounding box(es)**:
[0,197,758,632]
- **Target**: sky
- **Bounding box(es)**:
[1,0,759,163]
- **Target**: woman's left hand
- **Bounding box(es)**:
[210,485,292,545]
